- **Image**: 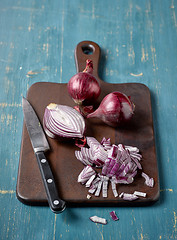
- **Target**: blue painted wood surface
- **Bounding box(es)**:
[0,0,177,239]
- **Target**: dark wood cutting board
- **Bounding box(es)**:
[16,41,159,207]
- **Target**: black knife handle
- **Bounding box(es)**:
[35,151,66,213]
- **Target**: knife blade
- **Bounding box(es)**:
[22,97,66,213]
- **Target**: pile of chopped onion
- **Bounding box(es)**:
[76,136,155,200]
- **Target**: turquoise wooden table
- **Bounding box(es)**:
[0,0,177,239]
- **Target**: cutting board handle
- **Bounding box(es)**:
[75,40,101,81]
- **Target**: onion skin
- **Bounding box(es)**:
[87,91,135,127]
[67,59,101,105]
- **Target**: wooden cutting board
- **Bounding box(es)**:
[16,41,159,207]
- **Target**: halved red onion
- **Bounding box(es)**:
[43,103,85,139]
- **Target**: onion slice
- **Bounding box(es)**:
[89,216,107,225]
[141,172,154,187]
[77,165,96,184]
[109,211,119,221]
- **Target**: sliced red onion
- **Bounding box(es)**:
[75,136,152,200]
[101,137,112,151]
[93,146,107,167]
[122,193,139,201]
[109,211,119,221]
[86,136,101,149]
[88,176,101,194]
[102,158,111,176]
[75,137,108,167]
[142,172,154,187]
[87,194,92,199]
[85,174,96,188]
[43,103,85,139]
[89,216,107,225]
[116,177,134,184]
[101,143,142,182]
[94,180,103,197]
[125,145,139,152]
[110,176,118,197]
[78,165,96,184]
[75,150,93,166]
[102,176,109,198]
[81,147,94,164]
[119,192,124,198]
[133,191,147,197]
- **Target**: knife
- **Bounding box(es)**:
[22,97,66,213]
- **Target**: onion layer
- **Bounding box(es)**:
[67,59,101,105]
[87,91,135,127]
[43,103,85,139]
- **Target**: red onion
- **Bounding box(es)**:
[87,91,135,127]
[43,103,85,139]
[67,59,101,105]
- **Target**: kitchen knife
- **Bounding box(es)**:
[22,97,66,213]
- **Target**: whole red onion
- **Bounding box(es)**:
[87,91,135,127]
[67,59,101,105]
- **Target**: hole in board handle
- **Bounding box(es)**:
[81,44,95,55]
